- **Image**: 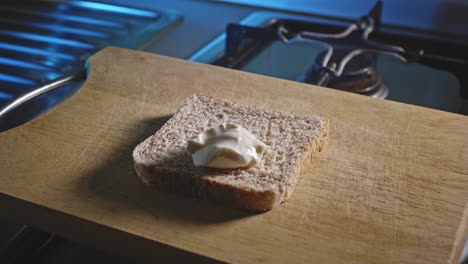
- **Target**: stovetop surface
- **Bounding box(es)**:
[218,0,468,37]
[237,41,462,112]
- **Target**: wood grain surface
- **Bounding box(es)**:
[1,47,468,263]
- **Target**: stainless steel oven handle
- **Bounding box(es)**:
[0,69,87,121]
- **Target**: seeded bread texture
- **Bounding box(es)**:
[133,95,330,211]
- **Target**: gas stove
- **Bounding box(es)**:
[190,1,468,114]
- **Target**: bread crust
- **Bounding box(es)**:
[282,119,330,202]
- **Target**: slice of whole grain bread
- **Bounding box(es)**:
[133,95,330,211]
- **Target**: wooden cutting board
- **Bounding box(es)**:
[1,47,467,264]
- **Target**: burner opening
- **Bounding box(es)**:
[306,49,389,98]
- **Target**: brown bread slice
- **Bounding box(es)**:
[133,95,330,211]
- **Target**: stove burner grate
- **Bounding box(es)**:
[220,0,468,100]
